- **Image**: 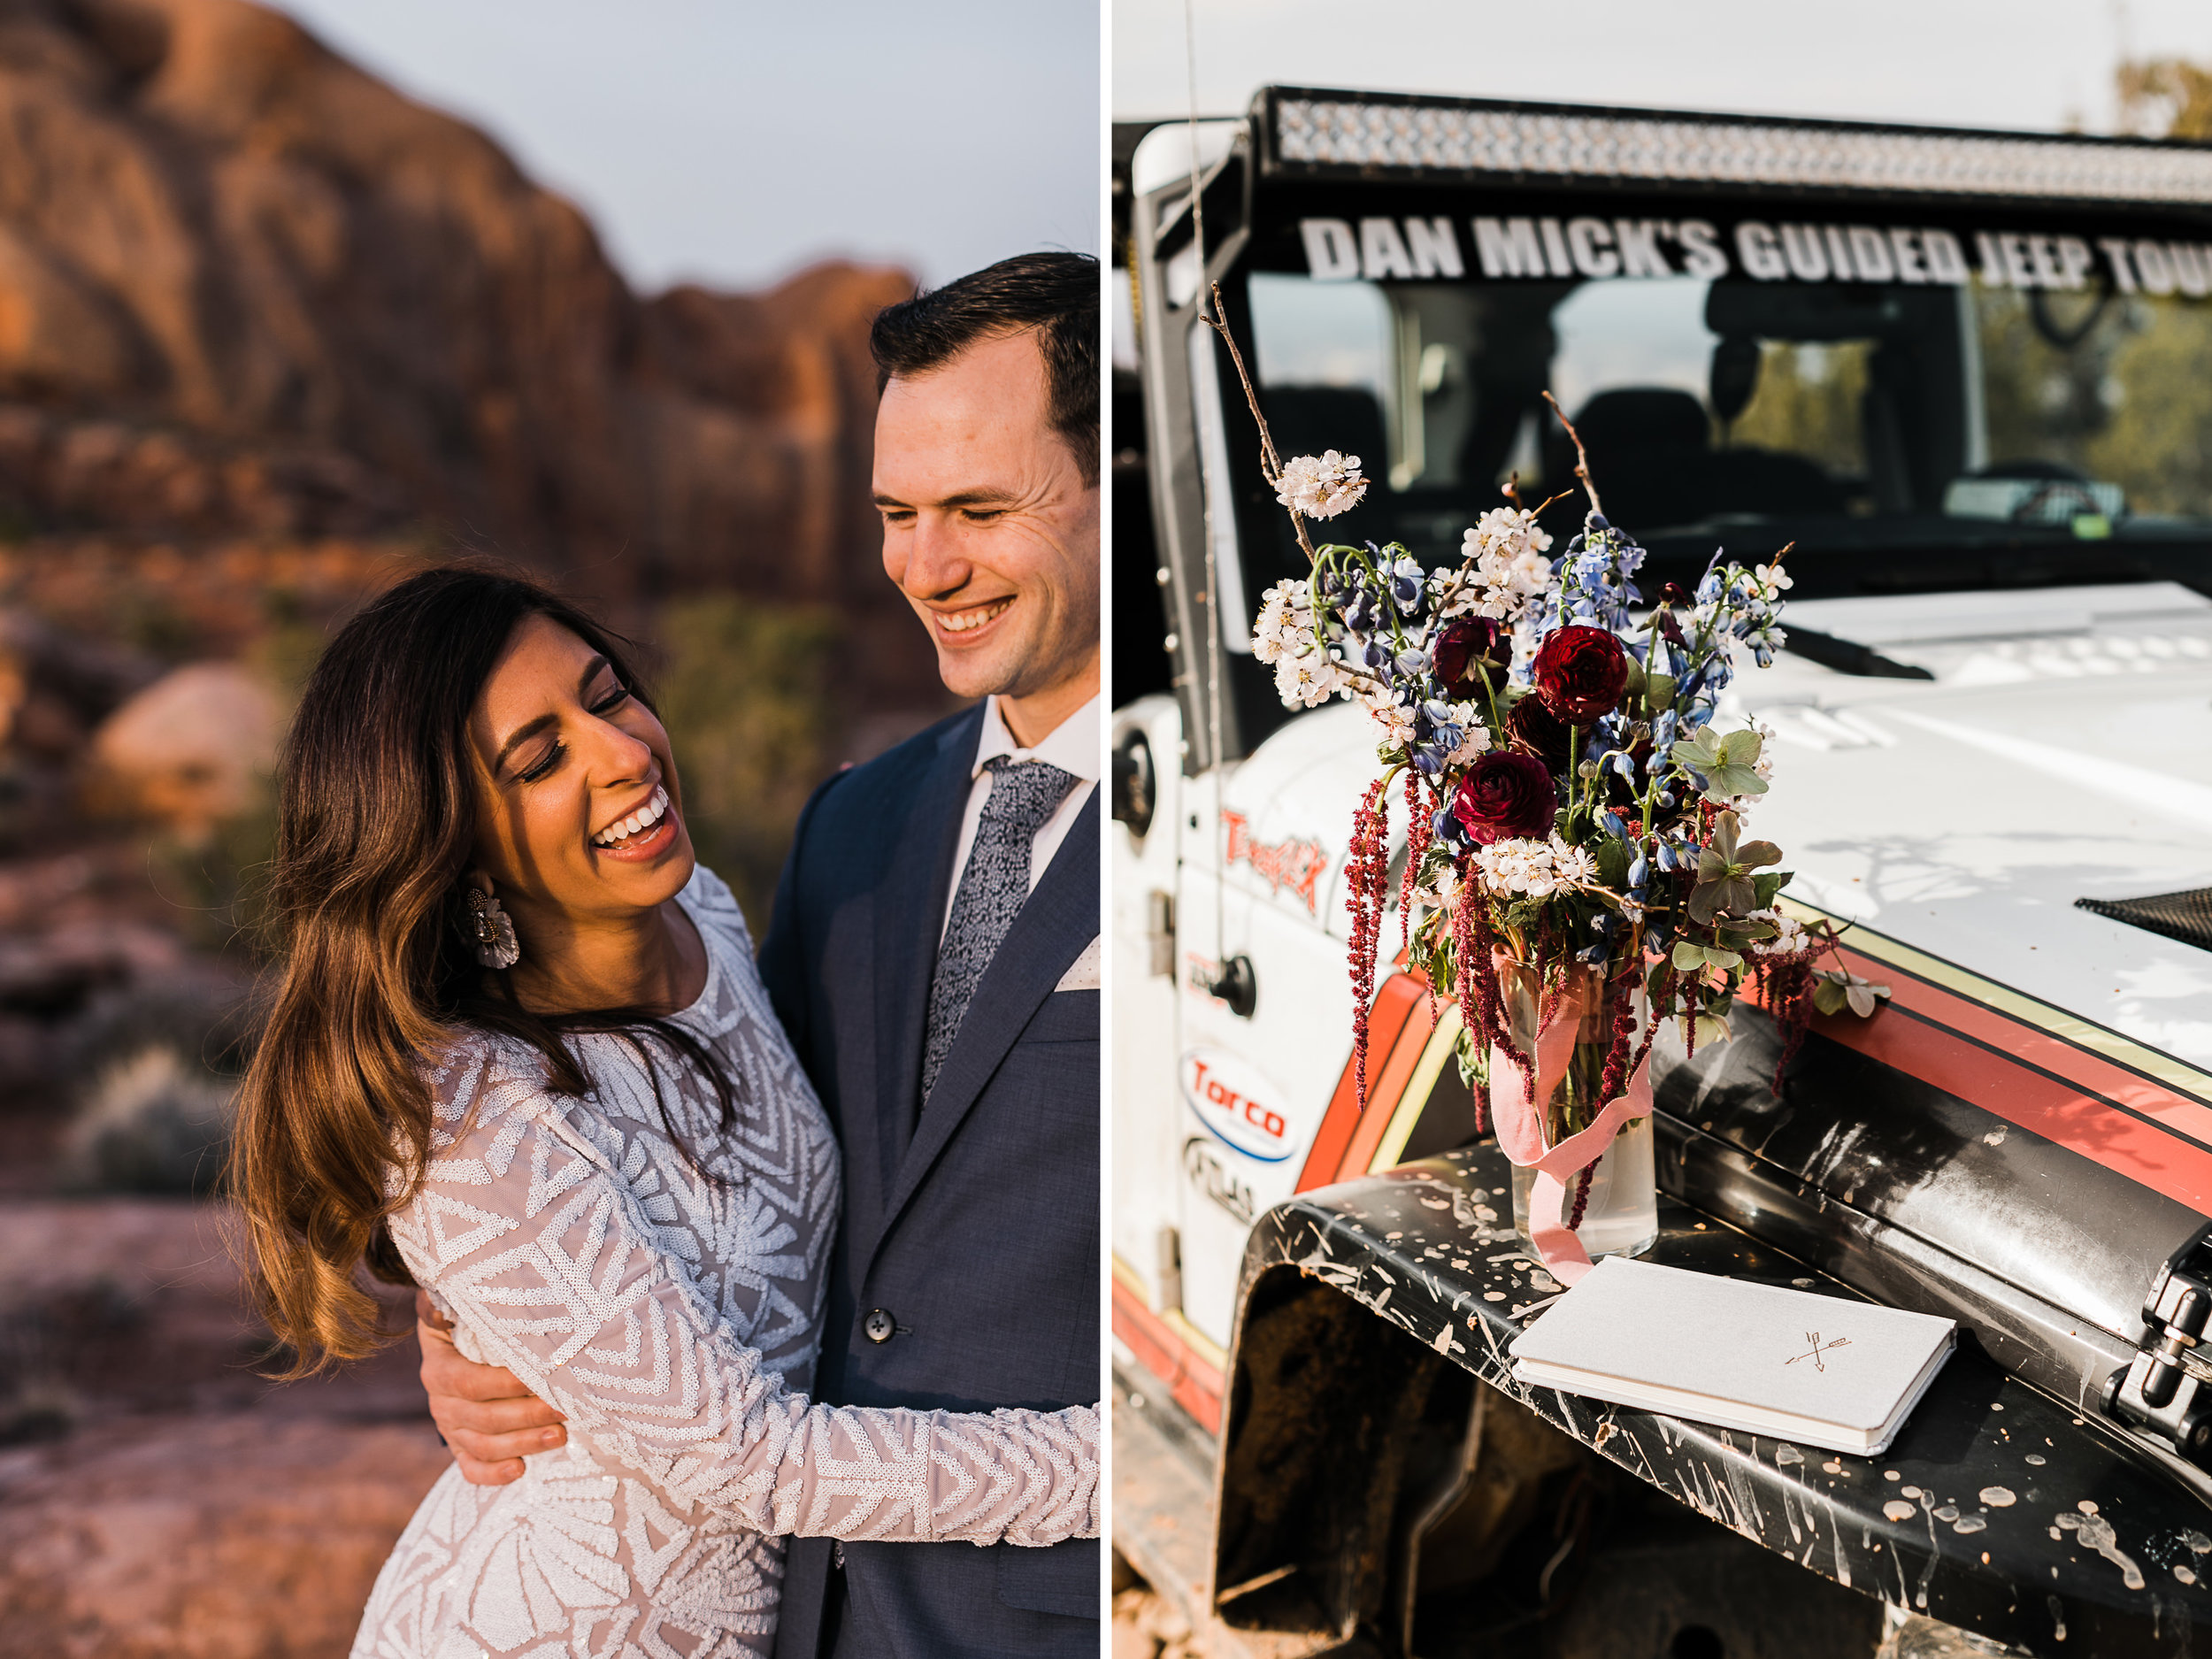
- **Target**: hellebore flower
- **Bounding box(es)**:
[1669,725,1770,804]
[1686,810,1783,926]
[1813,970,1892,1018]
[1532,625,1630,725]
[1452,751,1557,846]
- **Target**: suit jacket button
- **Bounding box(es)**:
[864,1308,896,1344]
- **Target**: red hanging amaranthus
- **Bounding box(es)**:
[1754,956,1816,1092]
[1344,777,1393,1110]
[1451,880,1525,1137]
[1594,966,1649,1110]
[1398,772,1432,953]
[1571,967,1661,1230]
[1569,1164,1596,1230]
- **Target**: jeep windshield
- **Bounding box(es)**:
[1128,96,2212,759]
[1215,214,2212,605]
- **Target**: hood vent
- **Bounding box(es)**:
[2076,888,2212,953]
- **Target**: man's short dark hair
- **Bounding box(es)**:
[870,251,1100,485]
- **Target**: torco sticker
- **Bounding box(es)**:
[1223,810,1332,916]
[1181,1047,1294,1163]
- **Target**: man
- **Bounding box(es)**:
[414,250,1102,1658]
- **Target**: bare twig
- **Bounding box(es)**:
[1202,280,1318,566]
[1540,391,1602,522]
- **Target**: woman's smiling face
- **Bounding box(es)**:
[466,613,695,932]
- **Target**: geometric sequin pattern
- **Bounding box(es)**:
[352,866,1100,1658]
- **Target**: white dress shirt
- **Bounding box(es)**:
[939,692,1100,945]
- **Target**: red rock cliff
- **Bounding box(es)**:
[0,0,916,616]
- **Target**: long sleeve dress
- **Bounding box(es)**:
[350,866,1099,1659]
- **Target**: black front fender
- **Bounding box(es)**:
[1215,1144,2212,1658]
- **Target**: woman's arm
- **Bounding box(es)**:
[390,1046,1097,1546]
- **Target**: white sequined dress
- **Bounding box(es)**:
[351,866,1099,1658]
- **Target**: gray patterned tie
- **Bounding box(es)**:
[918,757,1078,1118]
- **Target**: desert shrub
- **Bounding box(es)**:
[150,783,280,960]
[0,1278,142,1445]
[57,974,252,1195]
[649,595,844,933]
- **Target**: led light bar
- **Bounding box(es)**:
[1269,92,2212,205]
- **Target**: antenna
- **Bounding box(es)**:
[1185,0,1229,961]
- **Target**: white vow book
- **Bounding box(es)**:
[1509,1257,1957,1455]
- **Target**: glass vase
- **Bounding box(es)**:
[1509,1111,1657,1263]
[1498,961,1659,1265]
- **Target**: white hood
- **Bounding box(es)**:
[1733,580,2212,1069]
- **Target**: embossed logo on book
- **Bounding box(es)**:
[1223,810,1332,915]
[1787,1332,1851,1372]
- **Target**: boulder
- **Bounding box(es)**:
[86,661,280,835]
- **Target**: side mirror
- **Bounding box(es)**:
[1112,728,1156,840]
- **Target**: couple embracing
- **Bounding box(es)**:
[230,253,1102,1658]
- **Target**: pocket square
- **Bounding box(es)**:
[1054,936,1100,992]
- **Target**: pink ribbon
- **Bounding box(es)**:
[1487,996,1652,1286]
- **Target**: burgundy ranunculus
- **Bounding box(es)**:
[1503,694,1572,776]
[1532,626,1630,724]
[1431,617,1513,699]
[1451,750,1557,846]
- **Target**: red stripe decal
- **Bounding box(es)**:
[1752,946,2212,1216]
[1296,972,1426,1193]
[1338,991,1445,1180]
[1111,1276,1223,1434]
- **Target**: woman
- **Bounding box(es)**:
[230,566,1097,1657]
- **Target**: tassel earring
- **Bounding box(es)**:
[463,885,520,970]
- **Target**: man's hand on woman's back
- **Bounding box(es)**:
[416,1288,567,1484]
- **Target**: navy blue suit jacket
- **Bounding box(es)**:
[759,703,1100,1659]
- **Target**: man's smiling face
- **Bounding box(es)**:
[873,326,1100,745]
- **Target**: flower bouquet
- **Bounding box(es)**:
[1243,386,1886,1284]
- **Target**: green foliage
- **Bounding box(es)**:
[1672,939,1742,973]
[1594,836,1629,889]
[2085,303,2212,518]
[1728,341,1870,478]
[2116,57,2212,142]
[1977,285,2116,474]
[1973,280,2212,521]
[248,592,330,703]
[152,786,281,961]
[649,595,844,935]
[1669,726,1767,803]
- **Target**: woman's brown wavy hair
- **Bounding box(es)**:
[231,565,733,1377]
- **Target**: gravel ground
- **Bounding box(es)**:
[0,1194,443,1657]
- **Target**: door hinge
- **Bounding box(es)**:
[2104,1222,2212,1465]
[1148,888,1176,978]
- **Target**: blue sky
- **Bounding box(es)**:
[1116,0,2211,134]
[270,0,1102,295]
